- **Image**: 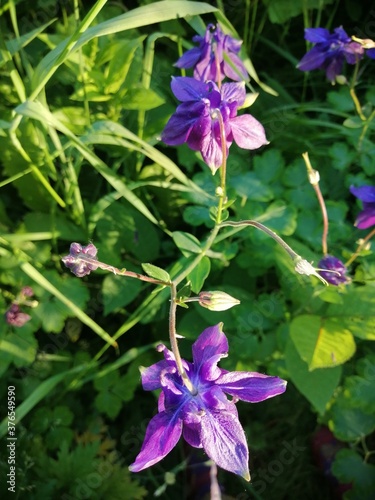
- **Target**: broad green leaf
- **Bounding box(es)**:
[329,142,355,171]
[257,201,297,236]
[285,338,342,415]
[188,256,211,294]
[103,38,144,94]
[290,315,356,370]
[326,287,375,340]
[172,231,202,256]
[229,172,273,202]
[94,391,122,419]
[332,449,375,496]
[329,396,375,441]
[122,87,165,110]
[102,274,142,316]
[264,0,334,24]
[253,149,285,183]
[141,263,171,283]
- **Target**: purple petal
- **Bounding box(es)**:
[325,56,344,81]
[297,47,328,71]
[141,359,169,391]
[200,407,250,480]
[304,27,330,43]
[183,422,202,448]
[192,324,228,367]
[186,114,212,151]
[129,411,183,472]
[355,206,375,229]
[199,129,226,173]
[343,42,364,64]
[318,255,349,286]
[350,185,375,203]
[174,47,202,69]
[221,82,246,106]
[333,26,350,43]
[171,77,213,102]
[230,114,269,150]
[367,48,375,59]
[161,102,204,145]
[216,371,287,402]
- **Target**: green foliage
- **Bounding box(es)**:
[0,0,375,497]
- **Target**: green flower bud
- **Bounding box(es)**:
[199,291,240,311]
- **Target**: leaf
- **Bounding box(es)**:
[326,287,375,340]
[172,231,202,256]
[188,256,211,294]
[141,263,170,283]
[94,391,122,419]
[253,149,285,183]
[329,399,375,442]
[332,449,375,496]
[285,338,342,415]
[122,87,165,110]
[229,172,273,201]
[290,315,356,370]
[258,201,297,236]
[102,274,142,316]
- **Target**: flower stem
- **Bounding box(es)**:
[302,152,328,255]
[345,227,375,267]
[215,109,227,225]
[169,282,196,394]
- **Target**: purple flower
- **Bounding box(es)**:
[175,24,248,82]
[297,27,364,82]
[5,304,31,327]
[62,242,98,277]
[318,256,350,286]
[129,324,287,479]
[161,77,268,173]
[350,185,375,229]
[367,48,375,59]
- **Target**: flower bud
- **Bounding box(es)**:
[198,291,240,311]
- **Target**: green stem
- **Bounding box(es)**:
[345,227,375,267]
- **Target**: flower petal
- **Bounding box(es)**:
[216,371,287,402]
[192,324,228,371]
[200,407,250,480]
[141,360,169,391]
[221,82,246,107]
[350,185,375,203]
[174,47,202,69]
[297,47,328,71]
[355,206,375,229]
[129,411,183,472]
[171,76,213,102]
[230,114,269,150]
[304,27,330,43]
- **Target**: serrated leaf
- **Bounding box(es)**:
[229,172,273,201]
[285,338,341,415]
[141,263,170,282]
[290,315,356,370]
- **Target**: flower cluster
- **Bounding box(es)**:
[5,286,35,327]
[129,324,287,479]
[162,24,267,173]
[297,27,364,81]
[162,77,268,173]
[175,23,249,82]
[62,242,99,277]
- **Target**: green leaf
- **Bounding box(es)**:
[229,172,273,201]
[329,399,375,441]
[290,315,356,370]
[141,263,170,283]
[122,87,165,110]
[329,142,355,171]
[258,201,297,236]
[253,149,285,183]
[263,0,334,23]
[326,287,375,340]
[332,449,375,497]
[94,391,122,419]
[285,338,342,415]
[188,256,211,294]
[172,231,202,256]
[102,274,142,316]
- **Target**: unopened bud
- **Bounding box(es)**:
[199,291,240,311]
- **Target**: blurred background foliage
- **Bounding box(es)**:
[0,0,374,498]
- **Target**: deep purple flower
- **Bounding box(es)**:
[367,48,375,59]
[129,324,287,479]
[350,185,375,229]
[175,24,248,82]
[318,256,349,286]
[5,304,31,327]
[161,77,268,173]
[297,27,364,82]
[62,242,98,277]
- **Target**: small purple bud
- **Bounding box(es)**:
[21,286,34,298]
[62,242,99,278]
[5,304,31,327]
[318,256,350,286]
